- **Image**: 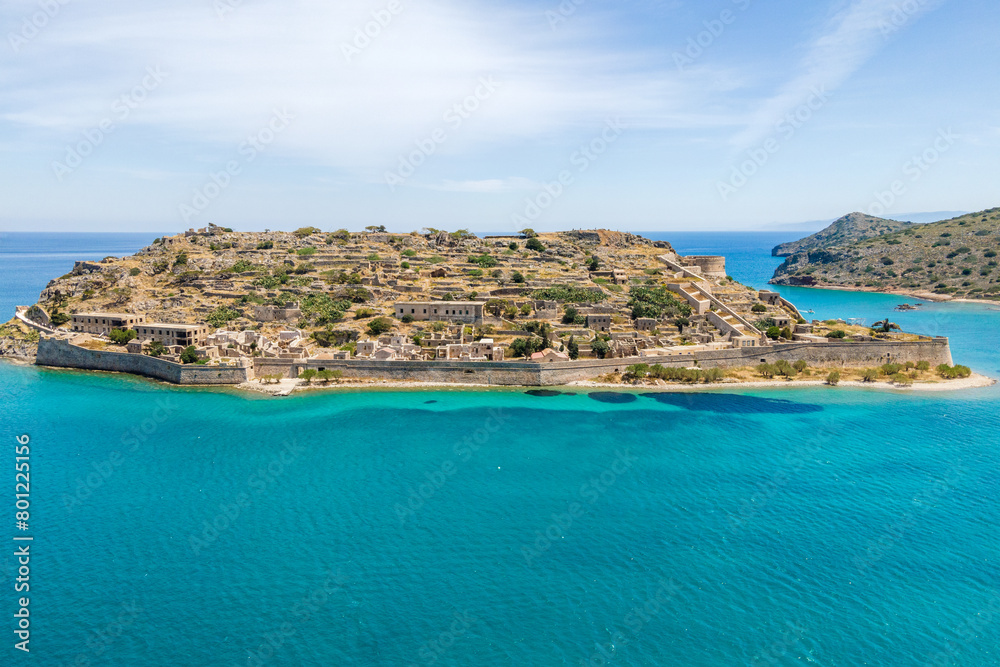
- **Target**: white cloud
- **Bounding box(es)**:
[0,0,712,173]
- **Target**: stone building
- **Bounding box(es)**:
[586,314,611,332]
[253,302,302,322]
[71,312,146,335]
[136,322,210,348]
[394,301,485,325]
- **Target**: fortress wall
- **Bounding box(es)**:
[36,337,249,384]
[37,337,953,388]
[294,359,543,386]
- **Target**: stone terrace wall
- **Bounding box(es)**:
[36,338,249,385]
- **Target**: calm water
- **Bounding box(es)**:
[0,232,162,322]
[3,233,1000,666]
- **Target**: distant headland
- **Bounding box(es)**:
[771,207,1000,303]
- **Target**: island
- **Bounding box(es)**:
[771,207,1000,302]
[0,225,981,392]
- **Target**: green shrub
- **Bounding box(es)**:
[180,346,199,364]
[861,369,878,382]
[826,329,847,339]
[916,360,930,371]
[751,304,766,313]
[755,363,776,378]
[206,306,242,328]
[879,363,903,376]
[526,237,546,252]
[826,371,841,385]
[367,317,393,336]
[590,338,610,359]
[108,328,136,345]
[468,254,498,268]
[891,373,913,386]
[129,268,141,276]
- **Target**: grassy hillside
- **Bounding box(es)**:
[772,212,914,257]
[771,208,1000,300]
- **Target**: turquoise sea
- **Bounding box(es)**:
[3,233,1000,666]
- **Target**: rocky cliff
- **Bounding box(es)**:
[771,212,914,257]
[771,208,1000,300]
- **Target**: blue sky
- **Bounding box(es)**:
[1,0,997,233]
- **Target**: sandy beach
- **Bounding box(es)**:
[234,372,996,396]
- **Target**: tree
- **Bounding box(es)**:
[508,241,519,250]
[826,371,841,385]
[566,335,579,360]
[587,256,600,272]
[108,328,137,345]
[675,317,690,333]
[180,346,199,364]
[562,307,578,324]
[793,360,808,372]
[872,318,901,334]
[780,326,793,340]
[520,228,537,238]
[147,341,166,357]
[365,225,387,233]
[755,363,776,378]
[509,338,541,358]
[469,254,498,268]
[511,271,525,283]
[591,338,610,359]
[861,369,878,382]
[766,326,781,340]
[367,317,392,336]
[485,299,507,317]
[526,237,545,252]
[300,369,318,382]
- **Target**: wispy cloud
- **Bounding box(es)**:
[420,178,537,193]
[730,0,944,152]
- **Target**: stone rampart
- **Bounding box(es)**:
[38,336,953,387]
[36,337,249,384]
